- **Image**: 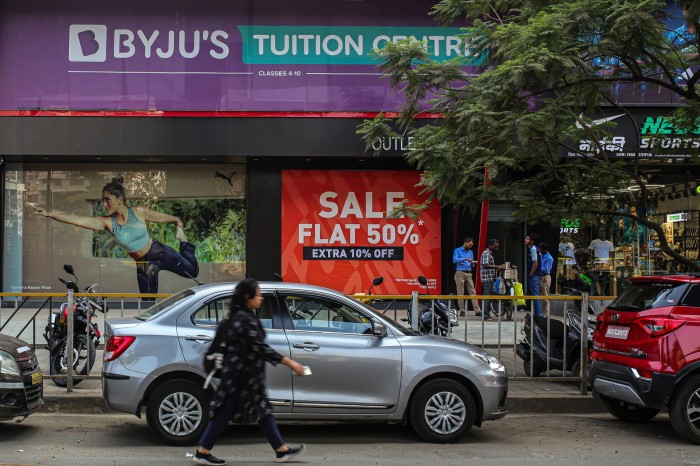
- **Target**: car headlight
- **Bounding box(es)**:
[0,350,21,376]
[469,350,506,373]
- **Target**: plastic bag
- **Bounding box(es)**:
[493,277,502,295]
[513,281,526,306]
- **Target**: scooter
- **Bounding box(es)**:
[515,307,595,377]
[44,264,105,387]
[405,275,452,337]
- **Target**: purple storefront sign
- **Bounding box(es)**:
[0,0,479,112]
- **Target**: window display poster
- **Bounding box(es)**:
[281,170,441,295]
[4,164,246,294]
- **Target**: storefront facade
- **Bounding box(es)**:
[0,0,468,296]
[0,1,696,298]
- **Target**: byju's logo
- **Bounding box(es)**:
[68,25,107,62]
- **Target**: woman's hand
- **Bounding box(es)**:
[27,203,50,217]
[281,357,305,375]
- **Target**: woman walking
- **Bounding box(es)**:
[194,279,307,465]
[28,176,199,295]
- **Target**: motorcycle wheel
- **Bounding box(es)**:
[50,334,96,387]
[493,300,513,321]
[523,359,544,377]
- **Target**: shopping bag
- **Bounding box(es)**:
[493,277,502,295]
[513,281,526,306]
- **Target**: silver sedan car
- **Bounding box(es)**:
[102,282,508,445]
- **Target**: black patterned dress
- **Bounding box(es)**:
[208,305,283,423]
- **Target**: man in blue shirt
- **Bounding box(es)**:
[538,242,554,314]
[453,237,481,316]
[525,233,542,316]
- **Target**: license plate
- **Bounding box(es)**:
[605,325,630,340]
[31,371,43,385]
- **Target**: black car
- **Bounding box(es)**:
[0,333,43,421]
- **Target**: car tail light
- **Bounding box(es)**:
[636,317,685,337]
[104,335,135,362]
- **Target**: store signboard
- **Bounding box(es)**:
[562,108,700,159]
[0,0,482,112]
[281,170,441,295]
[0,1,687,112]
[666,212,689,223]
[560,218,581,233]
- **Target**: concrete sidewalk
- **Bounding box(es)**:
[37,348,604,416]
[40,378,605,415]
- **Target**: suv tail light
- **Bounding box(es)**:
[636,317,685,337]
[104,335,135,362]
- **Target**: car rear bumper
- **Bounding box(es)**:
[589,360,676,409]
[102,361,149,416]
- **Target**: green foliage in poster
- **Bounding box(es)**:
[92,198,246,263]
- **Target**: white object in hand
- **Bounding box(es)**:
[301,366,312,376]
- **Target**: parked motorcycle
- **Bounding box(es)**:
[405,275,452,336]
[43,264,105,387]
[515,307,596,377]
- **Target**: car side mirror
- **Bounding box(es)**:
[372,322,388,338]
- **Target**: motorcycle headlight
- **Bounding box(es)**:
[0,350,21,376]
[469,350,506,373]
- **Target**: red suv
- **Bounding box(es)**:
[590,275,700,443]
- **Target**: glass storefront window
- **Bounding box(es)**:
[3,163,246,295]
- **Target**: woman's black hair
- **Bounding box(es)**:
[232,278,259,308]
[102,176,126,200]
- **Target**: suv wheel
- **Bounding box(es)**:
[146,379,210,446]
[600,395,660,422]
[409,379,476,443]
[669,374,700,444]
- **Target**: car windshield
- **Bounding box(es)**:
[608,282,686,311]
[136,289,195,320]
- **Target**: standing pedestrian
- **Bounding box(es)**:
[453,237,482,317]
[525,233,542,316]
[194,279,307,465]
[538,242,554,314]
[479,239,505,321]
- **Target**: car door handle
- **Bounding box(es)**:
[293,342,320,351]
[185,335,213,343]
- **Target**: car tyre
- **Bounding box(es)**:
[409,378,476,443]
[146,379,210,446]
[600,395,660,422]
[669,374,700,444]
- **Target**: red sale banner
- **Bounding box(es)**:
[281,170,441,295]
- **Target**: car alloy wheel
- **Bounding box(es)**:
[424,391,466,434]
[670,374,700,444]
[410,378,476,443]
[146,379,209,446]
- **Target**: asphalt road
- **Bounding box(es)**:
[0,412,695,465]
